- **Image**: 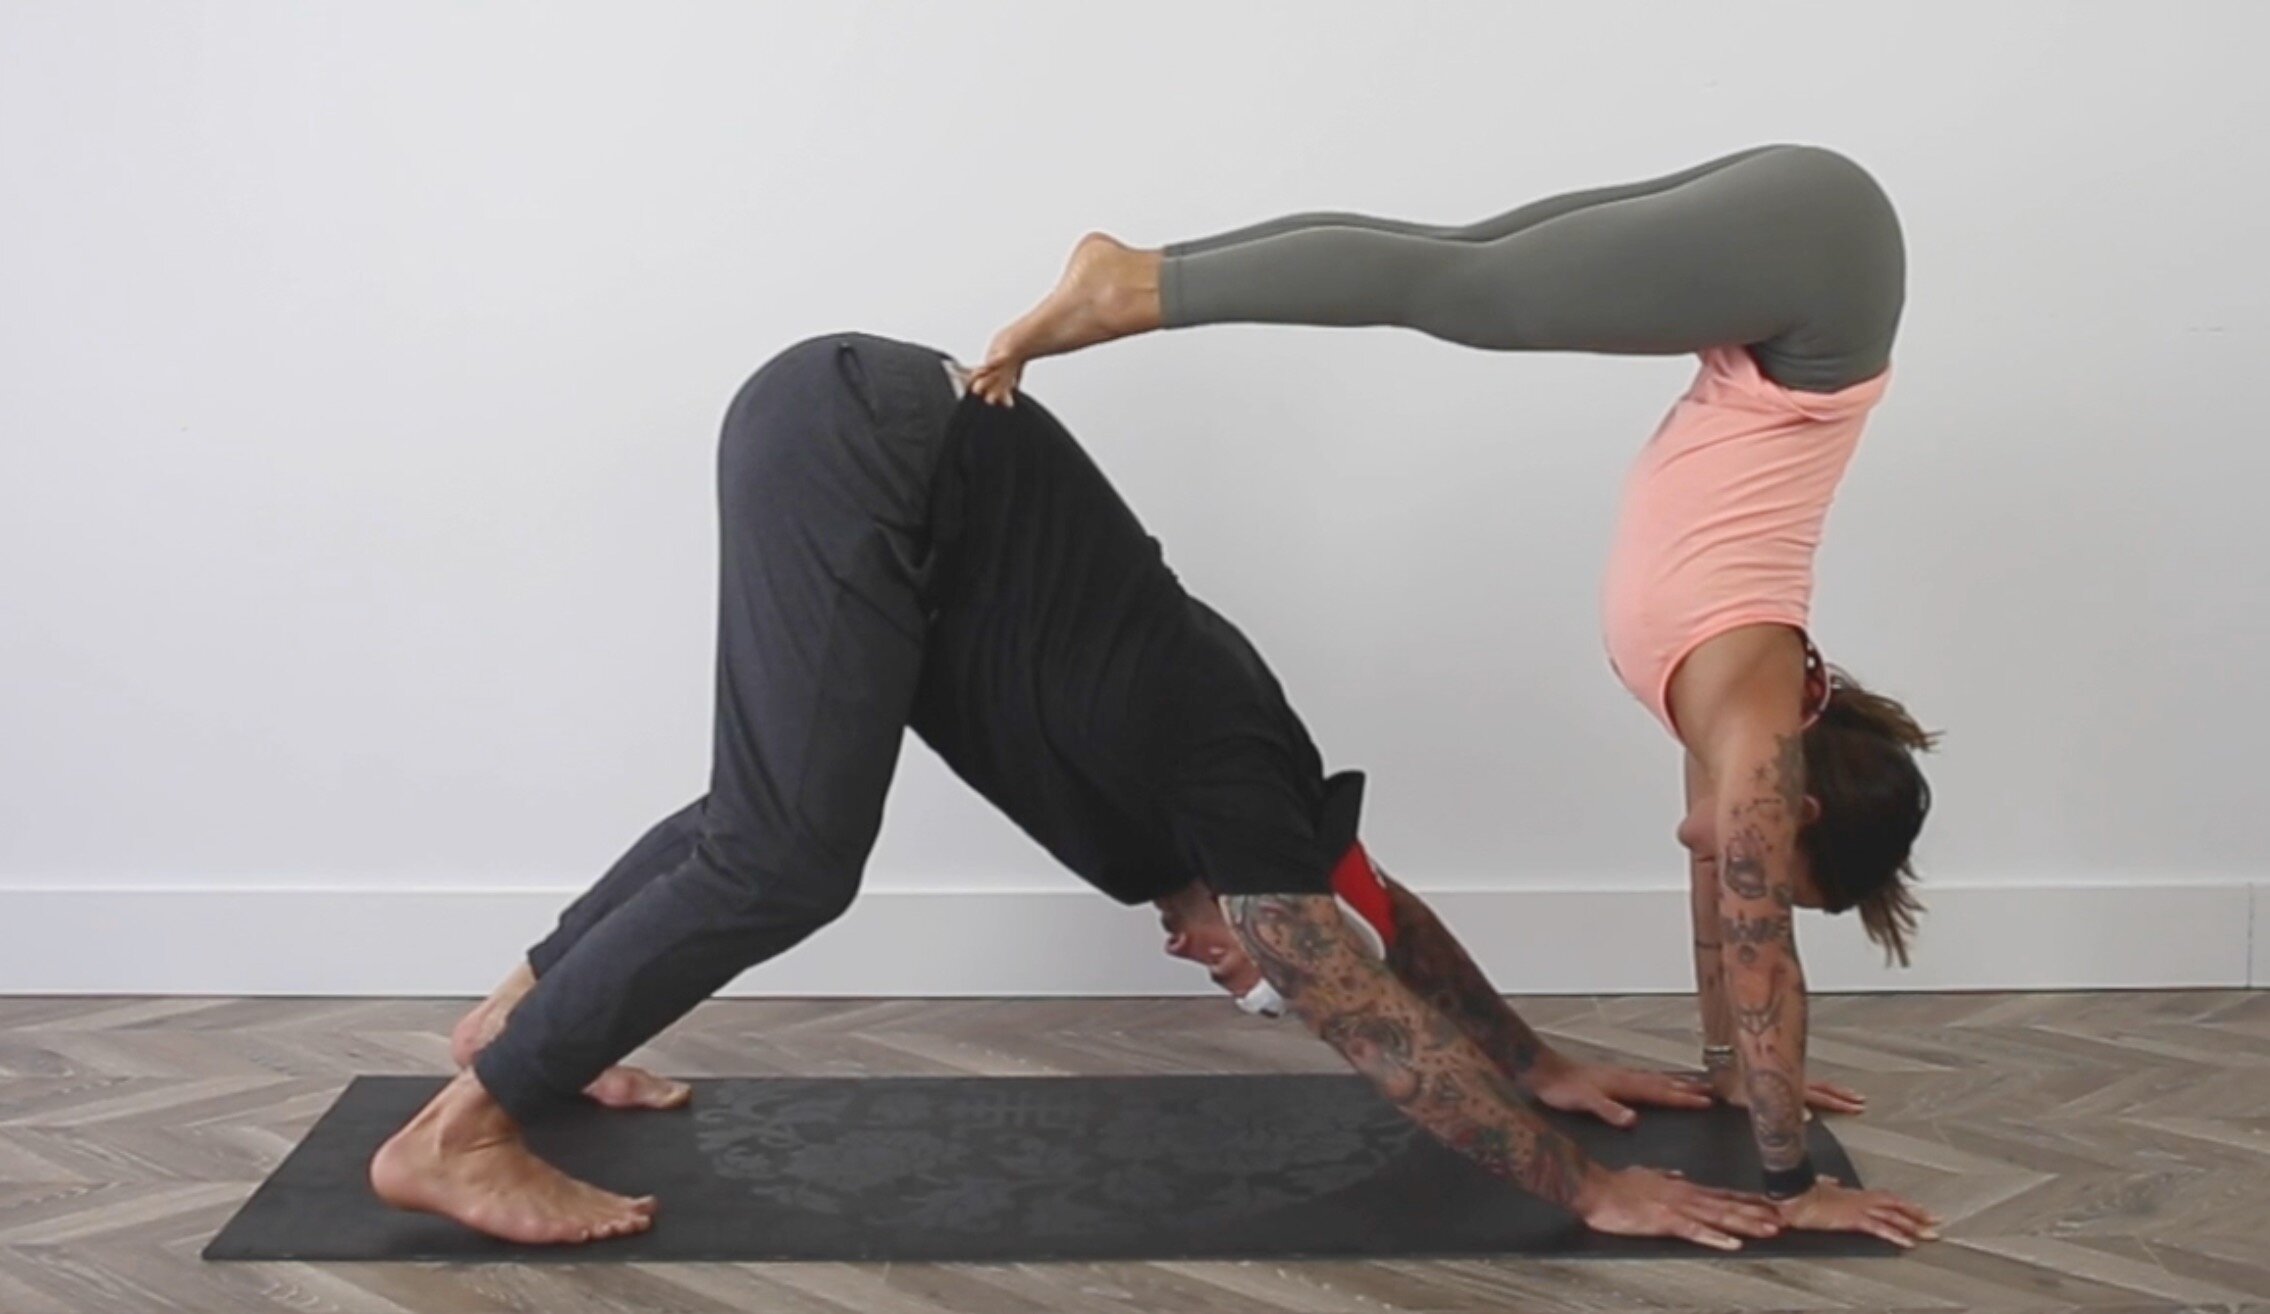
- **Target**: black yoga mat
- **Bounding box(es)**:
[204,1073,1897,1263]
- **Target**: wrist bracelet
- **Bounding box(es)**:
[1762,1158,1818,1200]
[1702,1044,1737,1072]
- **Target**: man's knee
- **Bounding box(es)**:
[783,861,863,930]
[696,839,865,941]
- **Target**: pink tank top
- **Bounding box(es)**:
[1602,346,1888,737]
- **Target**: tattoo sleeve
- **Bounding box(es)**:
[1718,731,1811,1171]
[1224,892,1594,1210]
[1374,870,1550,1080]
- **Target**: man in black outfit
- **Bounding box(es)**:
[368,334,1780,1252]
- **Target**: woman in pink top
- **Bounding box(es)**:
[972,145,1939,1247]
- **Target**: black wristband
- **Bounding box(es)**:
[1762,1158,1818,1200]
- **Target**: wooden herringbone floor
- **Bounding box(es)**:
[2,990,2266,1313]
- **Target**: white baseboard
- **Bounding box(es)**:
[0,880,2259,996]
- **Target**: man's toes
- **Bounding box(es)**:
[585,1066,693,1111]
[596,1202,651,1239]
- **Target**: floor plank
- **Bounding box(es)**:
[2,991,2265,1312]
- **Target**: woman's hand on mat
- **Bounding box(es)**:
[1711,1068,1866,1117]
[1573,1165,1783,1251]
[1525,1057,1715,1128]
[1773,1179,1942,1248]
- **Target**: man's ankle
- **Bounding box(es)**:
[426,1070,519,1144]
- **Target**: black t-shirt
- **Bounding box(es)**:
[906,393,1363,905]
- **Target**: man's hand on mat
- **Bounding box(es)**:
[1773,1179,1942,1248]
[1524,1057,1715,1128]
[1711,1069,1867,1117]
[1572,1165,1783,1251]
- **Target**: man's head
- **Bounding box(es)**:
[1154,882,1277,1013]
[1154,878,1393,1016]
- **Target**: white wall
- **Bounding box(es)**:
[3,1,2265,994]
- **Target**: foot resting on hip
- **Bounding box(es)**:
[970,232,1163,405]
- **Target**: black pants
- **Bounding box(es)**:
[475,334,1355,1121]
[473,334,961,1120]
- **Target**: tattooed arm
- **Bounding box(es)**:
[1688,753,1868,1118]
[1225,891,1588,1205]
[1375,870,1713,1124]
[1672,630,1815,1184]
[1376,875,1548,1079]
[1223,892,1784,1249]
[1673,628,1937,1247]
[1707,724,1812,1183]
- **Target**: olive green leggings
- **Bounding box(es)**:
[1160,144,1904,393]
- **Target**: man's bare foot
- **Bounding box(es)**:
[370,1071,657,1246]
[450,964,688,1111]
[970,232,1162,405]
[583,1066,693,1111]
[449,963,536,1069]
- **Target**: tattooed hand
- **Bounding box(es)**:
[1573,1167,1785,1252]
[1226,887,1822,1254]
[1774,1178,1942,1248]
[1364,866,1721,1129]
[1525,1057,1715,1129]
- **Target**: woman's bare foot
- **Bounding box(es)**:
[970,232,1163,405]
[369,1071,657,1246]
[450,964,688,1111]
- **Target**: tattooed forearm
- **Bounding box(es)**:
[1226,894,1322,997]
[1316,1013,1425,1103]
[1721,830,1772,900]
[1721,908,1793,968]
[1746,1070,1806,1166]
[1376,873,1549,1078]
[1716,729,1812,1174]
[1732,988,1785,1037]
[1224,892,1592,1209]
